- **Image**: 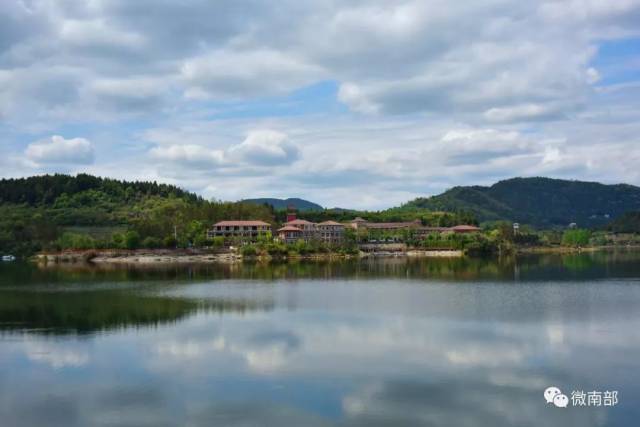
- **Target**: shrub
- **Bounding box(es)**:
[124,231,141,249]
[240,245,258,257]
[142,236,163,248]
[163,235,177,248]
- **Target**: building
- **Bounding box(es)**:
[449,225,481,234]
[283,219,318,241]
[277,210,345,245]
[362,219,422,232]
[349,218,422,232]
[350,217,368,230]
[415,226,451,237]
[277,225,303,244]
[317,220,345,245]
[207,220,272,243]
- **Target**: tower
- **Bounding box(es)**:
[286,205,297,223]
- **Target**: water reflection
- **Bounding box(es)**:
[0,252,639,426]
[6,249,640,284]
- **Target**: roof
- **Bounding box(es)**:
[351,217,367,222]
[277,225,302,232]
[214,220,271,226]
[450,225,481,231]
[317,220,344,226]
[284,219,316,226]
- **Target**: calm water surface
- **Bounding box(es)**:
[1,252,639,426]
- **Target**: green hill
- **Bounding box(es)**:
[404,177,640,227]
[0,174,274,256]
[242,197,323,211]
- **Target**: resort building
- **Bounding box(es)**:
[353,219,422,232]
[275,211,346,245]
[449,225,481,233]
[283,218,318,241]
[277,225,303,244]
[317,221,346,245]
[207,220,272,243]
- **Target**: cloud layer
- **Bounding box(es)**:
[1,0,640,207]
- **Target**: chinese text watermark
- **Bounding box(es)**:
[544,387,618,408]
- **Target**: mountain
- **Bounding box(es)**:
[404,177,640,228]
[242,197,323,211]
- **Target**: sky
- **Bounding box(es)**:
[1,0,640,209]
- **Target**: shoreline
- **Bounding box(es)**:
[32,245,640,265]
[34,248,466,264]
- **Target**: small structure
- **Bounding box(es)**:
[207,220,271,243]
[317,220,345,245]
[277,225,303,244]
[513,223,520,234]
[569,222,577,229]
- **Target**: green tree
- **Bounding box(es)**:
[124,231,141,249]
[562,229,591,247]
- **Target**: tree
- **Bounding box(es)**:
[124,231,141,249]
[562,229,591,247]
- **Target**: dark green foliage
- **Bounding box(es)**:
[275,206,477,227]
[242,197,323,211]
[124,231,141,249]
[404,177,640,228]
[607,211,640,233]
[0,174,275,256]
[142,236,163,249]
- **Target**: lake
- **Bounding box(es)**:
[1,252,639,426]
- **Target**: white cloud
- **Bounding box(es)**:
[25,135,94,166]
[148,129,299,175]
[484,103,566,123]
[59,19,145,50]
[181,50,322,100]
[227,130,299,166]
[150,144,225,169]
[2,0,635,124]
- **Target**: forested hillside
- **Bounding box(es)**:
[0,174,476,257]
[404,177,640,227]
[242,197,323,211]
[0,174,275,256]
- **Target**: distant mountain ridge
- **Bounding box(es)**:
[404,177,640,227]
[242,197,323,211]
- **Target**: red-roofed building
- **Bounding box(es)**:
[283,218,318,241]
[450,225,481,233]
[277,225,303,244]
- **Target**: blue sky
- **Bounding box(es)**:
[1,0,640,209]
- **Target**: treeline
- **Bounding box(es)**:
[607,211,640,233]
[273,206,478,227]
[0,173,200,206]
[0,174,275,257]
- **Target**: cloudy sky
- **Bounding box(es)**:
[1,0,640,209]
